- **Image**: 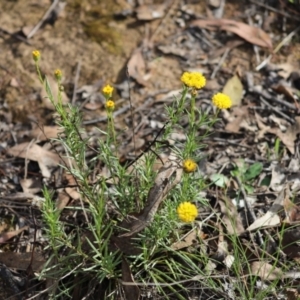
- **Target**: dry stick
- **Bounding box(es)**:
[119,274,227,286]
[258,95,295,124]
[250,86,297,112]
[119,159,182,237]
[234,175,264,248]
[249,0,300,21]
[256,26,300,71]
[247,16,261,64]
[0,27,31,45]
[72,60,82,105]
[261,227,287,262]
[214,0,225,19]
[210,48,230,79]
[26,0,60,39]
[211,137,253,149]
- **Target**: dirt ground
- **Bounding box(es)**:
[1,0,300,299]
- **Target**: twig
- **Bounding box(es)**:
[259,95,295,124]
[249,0,300,21]
[0,27,31,45]
[214,0,225,19]
[211,137,253,149]
[26,0,60,39]
[250,86,297,112]
[210,48,230,79]
[273,26,300,54]
[235,175,264,247]
[119,274,227,286]
[256,26,300,71]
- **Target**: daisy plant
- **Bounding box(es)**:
[33,50,232,299]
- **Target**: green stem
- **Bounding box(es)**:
[35,62,43,84]
[190,94,196,125]
[107,111,117,151]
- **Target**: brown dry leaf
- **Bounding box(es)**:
[219,197,245,235]
[31,125,63,141]
[84,102,102,110]
[127,48,149,86]
[286,288,299,300]
[277,62,299,79]
[225,106,248,133]
[257,116,300,155]
[65,187,81,201]
[272,83,297,102]
[171,228,201,250]
[20,178,42,194]
[7,142,60,177]
[0,226,28,243]
[190,19,272,49]
[121,257,140,300]
[56,190,70,210]
[282,227,300,259]
[269,165,286,192]
[135,4,166,20]
[208,40,245,60]
[0,252,45,272]
[222,75,243,106]
[273,117,300,155]
[255,112,272,139]
[247,189,285,231]
[0,222,8,234]
[283,196,300,223]
[250,261,283,280]
[247,211,280,231]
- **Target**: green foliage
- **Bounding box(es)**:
[231,161,263,193]
[32,54,287,300]
[32,53,219,298]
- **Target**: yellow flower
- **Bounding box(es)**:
[183,159,197,173]
[181,71,206,89]
[32,50,40,62]
[54,69,62,80]
[105,100,115,111]
[102,85,114,97]
[177,202,198,222]
[212,93,232,109]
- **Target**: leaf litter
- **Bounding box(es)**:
[1,0,300,299]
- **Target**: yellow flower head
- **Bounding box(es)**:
[181,71,206,90]
[212,93,232,109]
[183,159,197,173]
[177,202,198,222]
[105,100,115,111]
[32,50,40,62]
[102,85,114,97]
[54,69,62,81]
